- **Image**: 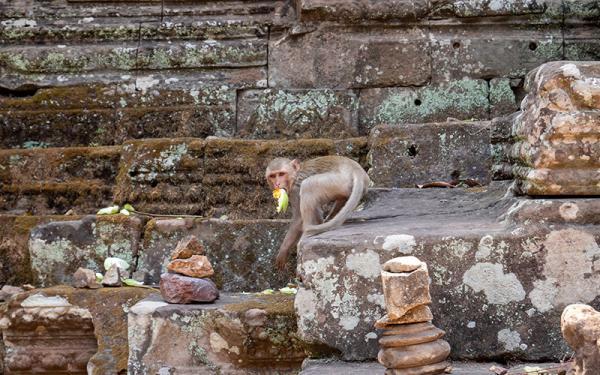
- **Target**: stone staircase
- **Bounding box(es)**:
[1,0,599,373]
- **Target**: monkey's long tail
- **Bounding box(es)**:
[303,173,363,236]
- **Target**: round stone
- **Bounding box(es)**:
[378,339,451,369]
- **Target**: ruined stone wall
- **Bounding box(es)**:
[0,0,598,215]
[1,0,599,149]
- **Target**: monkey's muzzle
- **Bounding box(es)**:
[273,188,289,213]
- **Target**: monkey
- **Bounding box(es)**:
[265,156,370,270]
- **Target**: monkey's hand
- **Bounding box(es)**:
[275,249,289,271]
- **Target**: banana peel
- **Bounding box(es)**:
[273,188,289,213]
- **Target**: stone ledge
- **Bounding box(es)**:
[0,286,154,374]
[295,183,600,360]
[128,292,307,374]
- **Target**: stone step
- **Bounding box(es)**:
[294,182,600,361]
[299,359,572,375]
[20,214,297,291]
[0,137,367,216]
[0,286,155,374]
[128,292,309,374]
[0,116,498,217]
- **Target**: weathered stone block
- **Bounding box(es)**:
[237,89,359,138]
[430,25,563,82]
[0,146,120,214]
[564,27,600,61]
[128,293,306,374]
[29,215,142,287]
[0,215,82,287]
[269,26,430,89]
[137,218,294,291]
[296,0,433,22]
[0,82,237,148]
[115,137,367,218]
[0,286,154,375]
[430,0,547,18]
[359,79,490,133]
[367,122,492,187]
[490,78,519,118]
[512,61,600,195]
[295,184,600,360]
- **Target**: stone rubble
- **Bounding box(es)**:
[376,257,450,374]
[72,268,102,289]
[170,235,205,260]
[102,264,124,287]
[561,304,600,375]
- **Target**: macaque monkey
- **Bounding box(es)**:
[265,156,370,270]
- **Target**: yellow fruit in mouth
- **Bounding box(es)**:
[273,188,289,213]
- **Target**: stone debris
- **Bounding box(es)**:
[170,235,205,260]
[159,273,219,304]
[166,254,214,279]
[377,256,450,374]
[102,264,123,287]
[561,304,600,375]
[72,268,102,289]
[0,285,24,301]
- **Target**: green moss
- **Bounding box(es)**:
[374,79,489,125]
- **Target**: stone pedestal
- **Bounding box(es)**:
[376,256,450,374]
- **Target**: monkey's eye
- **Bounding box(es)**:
[278,172,285,177]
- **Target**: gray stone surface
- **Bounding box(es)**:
[269,26,430,89]
[128,293,305,374]
[299,360,572,375]
[295,182,600,360]
[368,122,492,187]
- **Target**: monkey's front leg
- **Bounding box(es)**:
[275,217,303,271]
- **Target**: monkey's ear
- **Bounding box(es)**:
[291,159,300,171]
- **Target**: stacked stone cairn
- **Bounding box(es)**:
[159,235,219,304]
[376,256,450,374]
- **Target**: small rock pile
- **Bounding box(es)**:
[159,235,219,304]
[376,256,450,374]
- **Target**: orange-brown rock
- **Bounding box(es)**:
[374,306,433,328]
[170,235,204,260]
[561,304,600,375]
[167,255,214,278]
[381,261,431,320]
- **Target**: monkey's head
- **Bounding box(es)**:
[265,158,300,191]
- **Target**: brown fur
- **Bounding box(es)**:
[265,156,370,270]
